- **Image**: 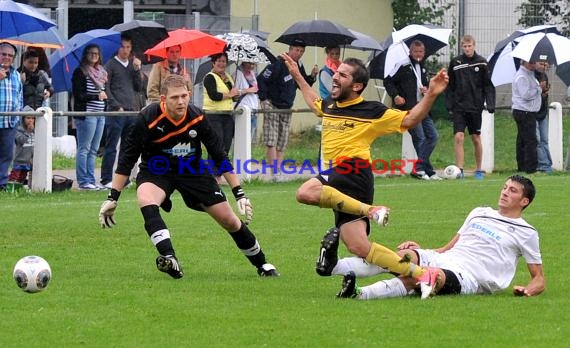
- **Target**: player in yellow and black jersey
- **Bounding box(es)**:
[98,75,279,279]
[282,53,448,298]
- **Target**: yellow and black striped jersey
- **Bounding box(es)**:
[315,96,408,166]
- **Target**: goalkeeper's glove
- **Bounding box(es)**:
[232,185,253,224]
[99,189,120,228]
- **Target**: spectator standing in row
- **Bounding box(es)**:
[0,42,23,191]
[533,61,553,173]
[100,36,143,189]
[445,35,495,179]
[384,40,440,180]
[202,52,238,179]
[72,44,108,190]
[234,61,260,143]
[318,45,341,100]
[512,60,541,174]
[257,39,318,181]
[147,45,192,104]
[18,49,53,110]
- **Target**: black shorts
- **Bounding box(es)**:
[316,159,374,234]
[439,269,462,295]
[453,111,482,135]
[137,168,227,212]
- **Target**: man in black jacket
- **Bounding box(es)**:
[445,35,495,179]
[384,40,440,180]
[257,39,318,180]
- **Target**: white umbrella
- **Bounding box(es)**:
[369,24,451,79]
[488,25,560,86]
[511,32,570,66]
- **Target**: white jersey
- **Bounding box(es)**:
[440,207,542,294]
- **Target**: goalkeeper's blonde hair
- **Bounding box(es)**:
[160,74,188,96]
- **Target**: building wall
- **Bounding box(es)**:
[232,0,394,132]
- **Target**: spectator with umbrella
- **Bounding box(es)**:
[71,44,108,190]
[17,48,53,110]
[202,52,238,180]
[383,40,441,181]
[0,42,23,191]
[318,45,341,99]
[534,61,553,174]
[511,60,541,174]
[218,32,274,144]
[145,29,227,104]
[445,35,495,180]
[146,45,192,104]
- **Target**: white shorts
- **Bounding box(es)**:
[415,249,479,295]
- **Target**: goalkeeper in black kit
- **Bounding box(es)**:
[98,74,279,279]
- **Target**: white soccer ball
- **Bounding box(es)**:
[443,165,462,179]
[13,256,52,293]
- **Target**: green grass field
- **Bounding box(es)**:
[1,174,568,347]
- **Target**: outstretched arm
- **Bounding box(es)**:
[280,52,320,114]
[513,264,545,297]
[401,68,449,129]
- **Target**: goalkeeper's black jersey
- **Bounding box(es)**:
[116,102,232,176]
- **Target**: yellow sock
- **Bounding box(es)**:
[319,185,371,216]
[365,242,425,278]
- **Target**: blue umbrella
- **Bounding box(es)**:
[3,27,65,49]
[48,29,121,93]
[0,0,56,37]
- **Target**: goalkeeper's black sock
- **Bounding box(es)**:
[228,222,266,268]
[141,205,175,257]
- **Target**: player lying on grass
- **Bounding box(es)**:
[98,74,279,279]
[335,175,545,299]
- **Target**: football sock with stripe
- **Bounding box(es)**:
[319,185,371,216]
[141,204,175,257]
[228,222,266,268]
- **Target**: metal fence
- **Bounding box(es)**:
[419,0,569,106]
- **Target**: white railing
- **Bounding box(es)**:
[2,103,566,192]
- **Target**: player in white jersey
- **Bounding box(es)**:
[336,175,545,300]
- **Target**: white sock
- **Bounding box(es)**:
[149,229,170,246]
[359,278,408,300]
[332,256,388,277]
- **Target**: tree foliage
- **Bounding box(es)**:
[391,0,454,30]
[517,0,570,36]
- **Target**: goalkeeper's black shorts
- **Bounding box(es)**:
[137,168,227,212]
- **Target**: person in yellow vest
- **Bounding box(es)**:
[202,52,239,176]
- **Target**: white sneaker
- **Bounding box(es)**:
[412,171,430,180]
[429,174,443,181]
[79,183,99,190]
[369,206,390,227]
[102,182,113,189]
[271,173,287,182]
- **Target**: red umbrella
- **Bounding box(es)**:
[144,28,227,59]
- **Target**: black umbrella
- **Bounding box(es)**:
[110,19,168,62]
[556,61,570,86]
[275,19,356,47]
